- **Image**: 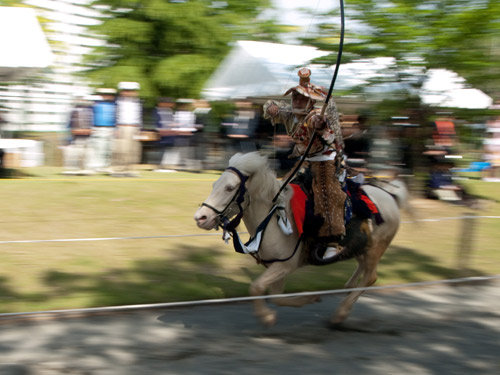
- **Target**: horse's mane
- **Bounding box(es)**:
[228,152,282,202]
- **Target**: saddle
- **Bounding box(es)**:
[289,180,380,266]
[346,178,384,225]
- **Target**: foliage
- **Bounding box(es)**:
[304,0,500,100]
[84,0,284,105]
[0,0,21,5]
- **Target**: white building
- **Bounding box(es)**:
[0,1,103,133]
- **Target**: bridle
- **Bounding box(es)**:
[200,166,249,233]
[200,165,301,264]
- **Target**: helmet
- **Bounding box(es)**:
[284,68,327,101]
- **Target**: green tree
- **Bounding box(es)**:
[84,0,283,104]
[305,0,500,100]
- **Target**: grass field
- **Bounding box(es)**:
[0,167,499,313]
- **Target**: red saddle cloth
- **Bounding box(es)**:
[347,184,384,225]
[290,184,307,236]
[290,182,384,235]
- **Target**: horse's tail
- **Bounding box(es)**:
[388,179,409,210]
[382,179,419,224]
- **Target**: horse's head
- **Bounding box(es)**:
[194,166,249,230]
[195,152,279,230]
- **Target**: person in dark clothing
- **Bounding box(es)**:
[427,158,464,201]
[63,95,94,174]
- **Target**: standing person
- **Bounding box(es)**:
[342,113,370,171]
[62,95,94,175]
[224,100,258,154]
[153,97,176,170]
[263,67,346,259]
[88,88,117,173]
[170,99,197,169]
[191,99,210,170]
[113,82,143,177]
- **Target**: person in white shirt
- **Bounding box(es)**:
[113,81,143,177]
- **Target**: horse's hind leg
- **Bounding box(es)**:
[331,244,385,325]
[344,256,365,288]
[344,219,372,288]
[269,278,321,307]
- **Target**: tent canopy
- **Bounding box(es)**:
[203,41,492,110]
[0,7,54,81]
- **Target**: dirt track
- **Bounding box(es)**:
[0,279,499,375]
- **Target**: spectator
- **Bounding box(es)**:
[427,158,465,201]
[62,95,94,175]
[154,97,176,145]
[112,82,143,177]
[152,97,176,170]
[342,113,370,171]
[483,120,500,181]
[223,100,258,155]
[191,99,211,170]
[88,88,117,173]
[367,124,402,178]
[159,99,197,170]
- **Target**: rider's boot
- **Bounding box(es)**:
[322,243,343,259]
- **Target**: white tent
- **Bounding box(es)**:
[202,41,331,100]
[0,7,54,81]
[202,41,492,109]
[420,69,493,109]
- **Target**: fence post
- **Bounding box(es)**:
[457,212,476,273]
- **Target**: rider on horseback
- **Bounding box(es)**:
[263,68,347,259]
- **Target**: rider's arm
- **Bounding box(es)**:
[263,100,294,128]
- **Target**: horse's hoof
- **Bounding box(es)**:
[260,312,277,327]
[328,321,344,330]
[329,314,347,327]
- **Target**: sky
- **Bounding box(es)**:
[270,0,335,27]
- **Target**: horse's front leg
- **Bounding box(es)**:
[249,263,290,327]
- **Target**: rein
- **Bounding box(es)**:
[202,166,299,264]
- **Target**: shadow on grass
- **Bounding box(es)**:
[0,276,21,300]
[287,244,489,293]
[37,242,250,310]
[378,245,487,281]
[0,168,35,179]
[1,242,489,313]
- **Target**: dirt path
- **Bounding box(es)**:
[1,279,499,375]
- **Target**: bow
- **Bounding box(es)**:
[272,0,345,203]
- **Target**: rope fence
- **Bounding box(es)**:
[0,215,498,245]
[1,274,498,320]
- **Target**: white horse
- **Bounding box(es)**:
[194,152,408,327]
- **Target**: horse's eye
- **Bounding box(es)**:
[225,185,236,193]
